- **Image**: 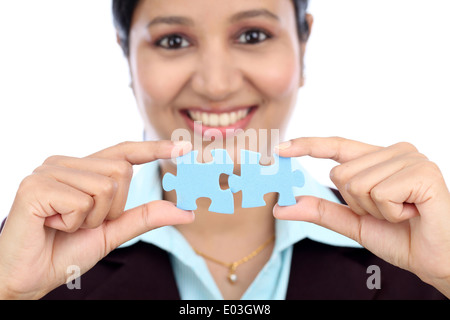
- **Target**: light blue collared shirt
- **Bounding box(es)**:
[121,158,361,300]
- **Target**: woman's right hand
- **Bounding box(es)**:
[0,140,194,300]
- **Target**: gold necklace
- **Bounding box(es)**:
[193,235,275,284]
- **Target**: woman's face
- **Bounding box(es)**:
[127,0,307,160]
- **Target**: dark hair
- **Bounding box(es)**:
[113,0,310,56]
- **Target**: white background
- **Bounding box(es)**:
[0,0,449,222]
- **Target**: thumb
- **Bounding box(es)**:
[274,196,422,271]
[102,201,195,252]
[273,196,366,245]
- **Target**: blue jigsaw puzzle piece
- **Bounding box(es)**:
[162,149,235,214]
[229,150,305,208]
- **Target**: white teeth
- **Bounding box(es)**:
[209,114,219,127]
[201,112,209,124]
[229,112,237,124]
[188,108,250,127]
[219,113,230,127]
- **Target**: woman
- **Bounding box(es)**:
[0,0,449,300]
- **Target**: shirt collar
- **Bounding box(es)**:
[120,158,361,253]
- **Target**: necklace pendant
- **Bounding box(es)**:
[228,263,238,284]
[228,272,237,284]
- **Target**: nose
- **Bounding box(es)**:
[191,41,243,102]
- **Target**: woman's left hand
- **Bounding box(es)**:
[274,137,450,297]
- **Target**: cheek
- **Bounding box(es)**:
[134,53,188,106]
[249,50,301,100]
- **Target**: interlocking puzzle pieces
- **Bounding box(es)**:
[162,149,235,214]
[228,150,305,208]
[162,149,305,214]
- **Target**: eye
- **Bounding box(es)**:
[156,34,191,50]
[237,29,271,45]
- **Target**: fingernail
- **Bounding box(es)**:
[275,141,292,150]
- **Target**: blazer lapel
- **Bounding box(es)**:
[42,241,180,300]
[86,241,180,300]
[286,239,377,300]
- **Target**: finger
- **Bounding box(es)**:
[88,140,192,165]
[3,175,95,255]
[342,153,428,221]
[43,156,133,220]
[102,201,195,253]
[275,137,381,163]
[274,196,365,244]
[44,140,192,220]
[273,196,411,267]
[273,137,379,217]
[330,142,421,184]
[25,176,95,233]
[369,162,441,223]
[34,166,119,229]
[333,149,427,219]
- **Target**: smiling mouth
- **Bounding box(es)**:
[184,107,254,126]
[180,106,258,136]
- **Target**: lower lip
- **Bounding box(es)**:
[181,107,258,138]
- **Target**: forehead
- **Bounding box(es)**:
[133,0,295,25]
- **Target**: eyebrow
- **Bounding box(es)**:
[147,9,279,28]
[147,16,194,28]
[230,9,280,23]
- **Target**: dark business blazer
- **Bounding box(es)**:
[40,238,446,300]
[1,191,446,300]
